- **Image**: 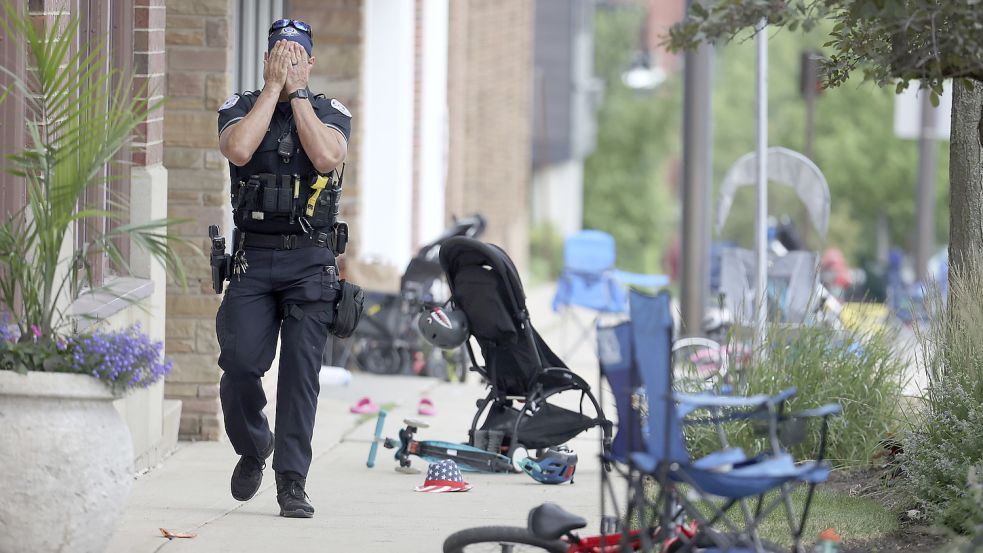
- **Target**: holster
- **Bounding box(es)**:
[329,280,364,338]
[209,225,231,294]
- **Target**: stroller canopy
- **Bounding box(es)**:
[717,147,831,240]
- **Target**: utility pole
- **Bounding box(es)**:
[800,50,820,160]
[915,89,937,283]
[679,0,714,337]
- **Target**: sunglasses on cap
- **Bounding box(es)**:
[268,19,312,38]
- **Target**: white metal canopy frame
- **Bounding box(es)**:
[716,146,832,240]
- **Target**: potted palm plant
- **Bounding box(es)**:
[0,6,190,553]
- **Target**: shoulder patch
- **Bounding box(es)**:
[330,98,352,117]
[219,94,239,111]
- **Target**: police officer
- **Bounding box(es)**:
[215,19,351,519]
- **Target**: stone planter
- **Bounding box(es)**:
[0,371,133,553]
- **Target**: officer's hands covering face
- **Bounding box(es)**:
[285,42,312,95]
[263,40,291,92]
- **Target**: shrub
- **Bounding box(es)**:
[687,318,907,468]
[903,258,983,532]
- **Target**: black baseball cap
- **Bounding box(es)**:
[268,19,313,55]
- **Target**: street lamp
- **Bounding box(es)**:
[622,51,667,91]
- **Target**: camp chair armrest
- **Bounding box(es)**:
[767,387,798,406]
[794,403,842,418]
[674,392,771,410]
[675,388,798,411]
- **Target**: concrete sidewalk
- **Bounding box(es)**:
[106,286,616,552]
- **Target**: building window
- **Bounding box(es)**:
[78,0,136,285]
[234,0,286,93]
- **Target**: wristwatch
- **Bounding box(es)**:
[288,88,310,101]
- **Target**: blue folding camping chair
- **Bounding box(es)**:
[553,230,668,357]
[598,290,841,553]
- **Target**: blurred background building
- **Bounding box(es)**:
[530,0,602,238]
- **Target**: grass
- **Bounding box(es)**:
[692,486,899,547]
[758,488,897,546]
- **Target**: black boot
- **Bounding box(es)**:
[276,472,315,518]
[230,433,274,501]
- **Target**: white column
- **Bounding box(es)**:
[754,20,769,337]
[359,0,415,267]
[417,0,449,244]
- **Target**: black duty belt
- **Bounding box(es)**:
[243,231,330,250]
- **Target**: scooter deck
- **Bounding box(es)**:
[367,412,513,473]
[412,440,513,473]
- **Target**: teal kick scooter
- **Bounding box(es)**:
[365,411,513,473]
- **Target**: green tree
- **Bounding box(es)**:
[710,23,949,261]
[584,5,680,274]
[667,0,983,287]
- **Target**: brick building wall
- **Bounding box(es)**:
[162,0,234,441]
[446,0,534,273]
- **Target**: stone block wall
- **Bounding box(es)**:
[162,0,235,441]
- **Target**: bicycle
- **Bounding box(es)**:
[442,502,785,552]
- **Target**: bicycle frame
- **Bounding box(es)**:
[561,519,698,552]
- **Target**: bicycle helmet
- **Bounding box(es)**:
[417,305,470,349]
[518,445,578,485]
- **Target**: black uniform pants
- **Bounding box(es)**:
[216,245,337,478]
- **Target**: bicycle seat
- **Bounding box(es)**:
[528,502,587,540]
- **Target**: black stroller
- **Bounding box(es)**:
[438,237,613,458]
[329,215,486,380]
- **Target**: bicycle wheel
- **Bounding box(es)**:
[352,341,403,374]
[443,527,568,553]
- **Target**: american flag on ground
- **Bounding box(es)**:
[414,459,472,493]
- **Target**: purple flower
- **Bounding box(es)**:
[30,324,41,339]
[68,325,172,391]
